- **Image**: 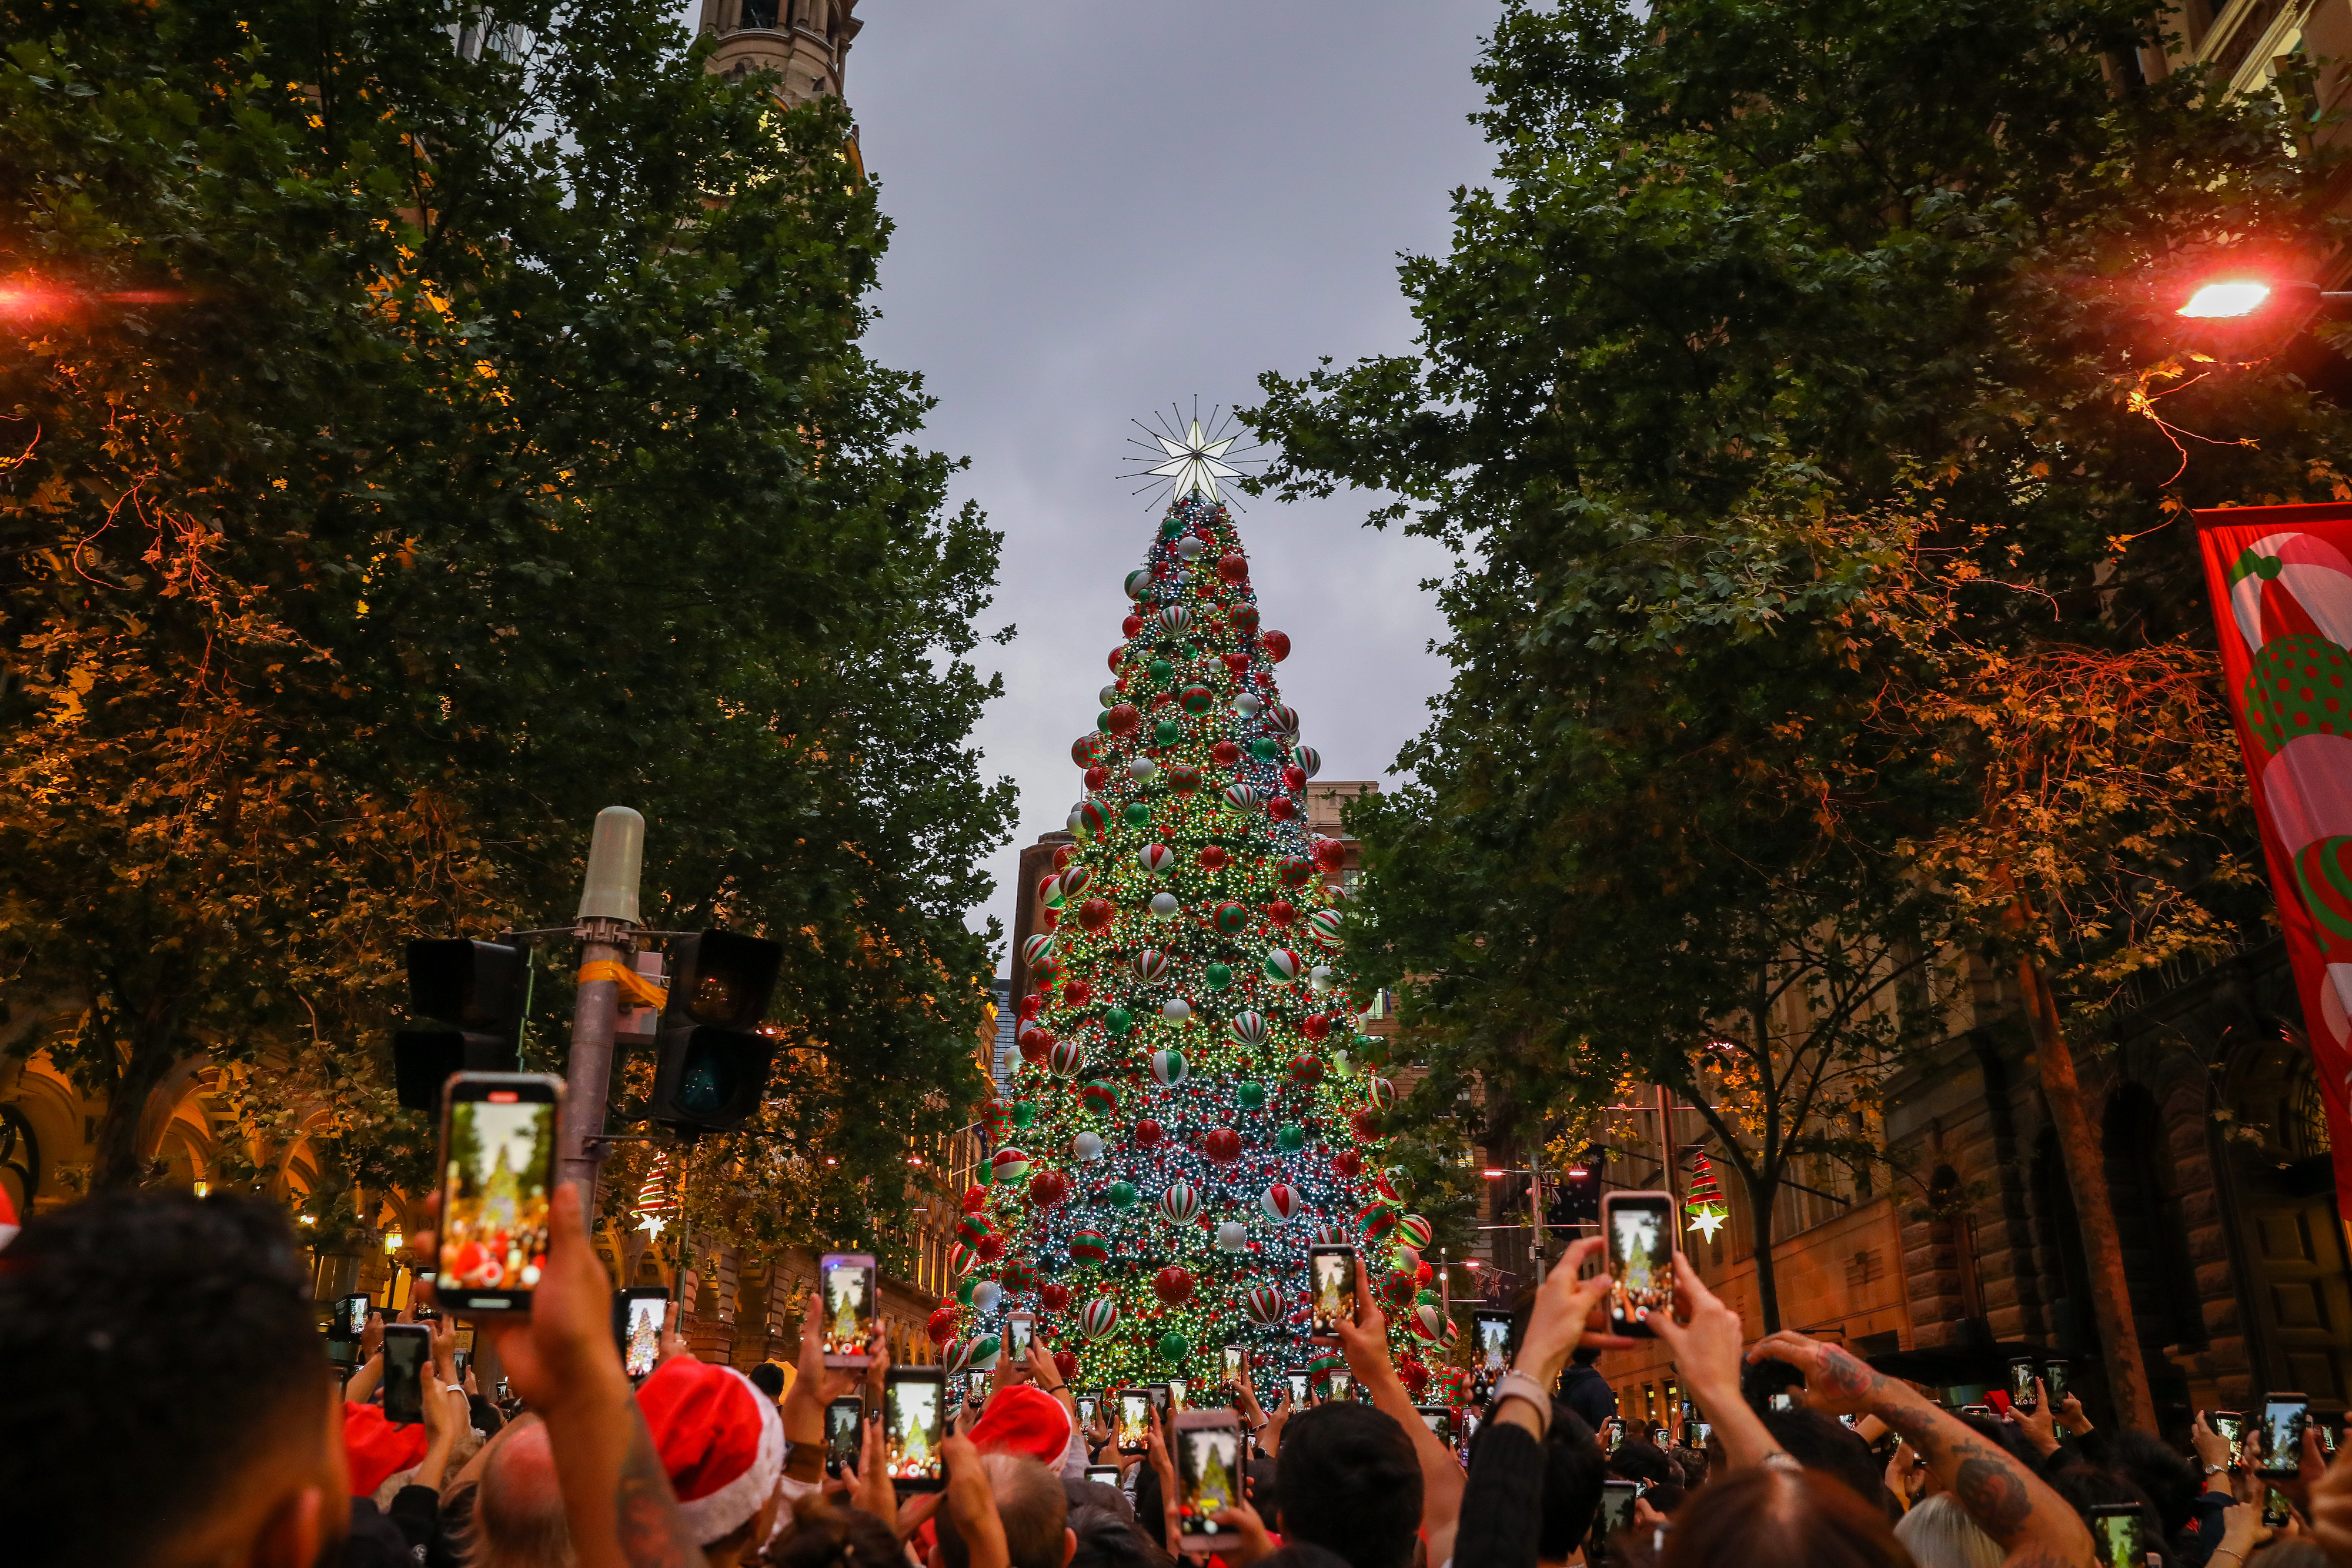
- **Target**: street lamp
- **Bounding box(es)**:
[2170,274,2352,359]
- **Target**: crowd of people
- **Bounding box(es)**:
[8,1183,2352,1568]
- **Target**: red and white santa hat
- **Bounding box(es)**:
[636,1356,785,1544]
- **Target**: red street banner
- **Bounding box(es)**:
[2197,501,2352,1202]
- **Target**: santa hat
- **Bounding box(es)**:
[342,1401,430,1497]
[0,1185,18,1252]
[636,1357,785,1544]
[969,1383,1075,1465]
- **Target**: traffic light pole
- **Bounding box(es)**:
[557,808,645,1203]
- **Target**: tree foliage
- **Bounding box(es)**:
[1247,0,2352,1320]
[0,0,1014,1241]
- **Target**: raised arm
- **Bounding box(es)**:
[1334,1256,1467,1566]
[1749,1332,2093,1568]
[1646,1255,1778,1472]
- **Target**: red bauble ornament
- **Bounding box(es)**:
[1055,1349,1081,1383]
[1078,898,1116,932]
[1331,1150,1364,1179]
[1040,1282,1072,1312]
[1122,614,1144,638]
[1133,1118,1166,1148]
[1199,845,1229,870]
[1020,993,1044,1021]
[1108,647,1124,672]
[1282,765,1307,791]
[1218,553,1250,583]
[1266,900,1296,927]
[1211,740,1242,767]
[1400,1359,1431,1397]
[1301,1015,1331,1042]
[961,1185,988,1213]
[1064,979,1093,1008]
[1084,764,1111,791]
[1030,1170,1069,1208]
[1222,652,1252,677]
[1263,630,1292,662]
[1384,1269,1418,1307]
[1231,604,1261,633]
[976,1233,1007,1262]
[1106,703,1142,735]
[1019,1027,1055,1064]
[927,1306,960,1346]
[1154,1266,1196,1306]
[1054,845,1076,871]
[1351,1108,1384,1141]
[1038,871,1064,905]
[1039,907,1060,931]
[1290,1054,1325,1085]
[1204,1126,1244,1165]
[1268,795,1298,821]
[1415,1261,1434,1286]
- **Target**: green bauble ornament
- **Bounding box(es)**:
[1012,1101,1037,1128]
[1104,1006,1134,1036]
[957,1276,975,1305]
[1235,1080,1267,1111]
[1160,514,1186,539]
[1157,1330,1192,1364]
[1154,718,1182,746]
[1416,1289,1441,1307]
[1204,962,1233,991]
[1108,1181,1140,1209]
[1123,801,1151,827]
[1250,736,1282,759]
[975,1160,994,1186]
[1097,709,1112,730]
[1276,1124,1307,1152]
[1149,657,1174,683]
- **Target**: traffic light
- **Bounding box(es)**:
[393,938,530,1111]
[1552,1152,1601,1226]
[649,929,786,1134]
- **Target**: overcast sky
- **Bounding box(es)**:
[831,4,1506,955]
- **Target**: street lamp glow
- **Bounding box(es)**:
[1481,1168,1505,1178]
[2179,281,2273,319]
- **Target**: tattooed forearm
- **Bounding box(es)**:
[617,1405,707,1568]
[1955,1455,2034,1538]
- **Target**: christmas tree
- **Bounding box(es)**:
[930,440,1440,1397]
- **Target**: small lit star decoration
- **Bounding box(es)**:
[636,1156,675,1238]
[1684,1149,1728,1241]
[1123,403,1262,511]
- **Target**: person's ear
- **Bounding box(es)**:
[1064,1526,1078,1567]
[252,1485,324,1568]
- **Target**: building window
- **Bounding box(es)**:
[738,0,779,28]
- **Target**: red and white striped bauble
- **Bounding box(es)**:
[1132,948,1172,983]
[1230,1011,1269,1047]
[1158,1179,1202,1223]
[1260,1183,1304,1223]
[1079,1295,1121,1340]
[1242,1283,1287,1326]
[1137,843,1177,876]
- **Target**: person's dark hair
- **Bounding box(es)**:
[1760,1409,1895,1517]
[1275,1402,1425,1568]
[0,1191,329,1568]
[1538,1407,1607,1559]
[1607,1432,1678,1487]
[1068,1502,1173,1568]
[2043,1464,2165,1560]
[1661,1467,1907,1568]
[1571,1344,1603,1366]
[1246,1453,1281,1528]
[1955,1412,2046,1475]
[747,1363,786,1400]
[764,1495,906,1568]
[2106,1430,2198,1533]
[940,1453,1068,1568]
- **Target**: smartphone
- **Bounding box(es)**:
[1085,1465,1122,1485]
[1222,1345,1247,1386]
[1308,1245,1358,1340]
[1595,1479,1640,1542]
[1005,1309,1035,1369]
[496,1377,512,1403]
[965,1371,992,1406]
[2323,1420,2340,1458]
[1118,1390,1152,1454]
[1287,1373,1310,1406]
[2261,1394,2309,1476]
[2045,1359,2069,1407]
[2009,1358,2039,1413]
[1653,1424,1674,1445]
[453,1349,471,1382]
[1686,1420,1713,1447]
[433,1073,562,1313]
[1769,1392,1796,1412]
[883,1369,948,1490]
[820,1252,878,1367]
[1078,1396,1099,1428]
[614,1287,671,1382]
[825,1398,863,1478]
[1328,1369,1354,1403]
[1472,1309,1512,1373]
[1145,1382,1175,1423]
[1601,1191,1675,1337]
[1167,1377,1189,1411]
[333,1293,374,1339]
[382,1323,432,1425]
[1418,1406,1457,1445]
[2212,1410,2246,1461]
[2088,1505,2145,1568]
[1173,1409,1246,1550]
[2264,1487,2292,1529]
